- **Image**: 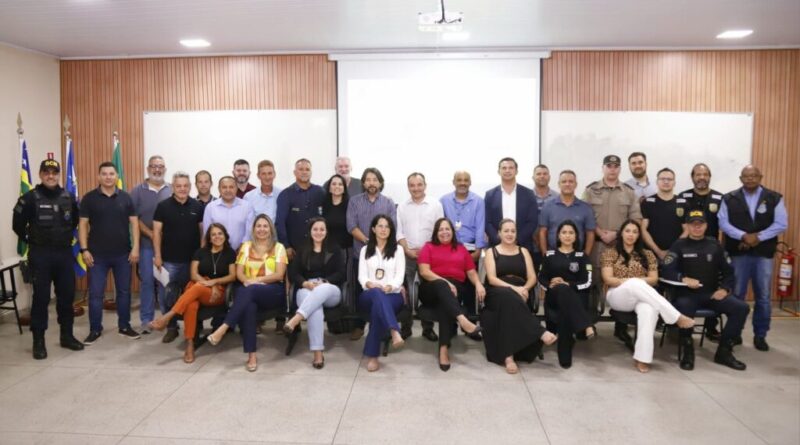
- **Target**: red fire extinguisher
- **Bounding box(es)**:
[777,242,795,299]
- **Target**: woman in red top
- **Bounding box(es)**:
[418,218,485,372]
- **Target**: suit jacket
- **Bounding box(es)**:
[484,183,538,253]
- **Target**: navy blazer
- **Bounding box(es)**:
[484,184,539,253]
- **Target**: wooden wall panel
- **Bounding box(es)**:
[543,50,800,301]
[60,54,336,292]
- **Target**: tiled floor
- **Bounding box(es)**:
[0,307,797,445]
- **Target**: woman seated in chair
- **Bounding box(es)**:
[539,220,596,369]
[602,219,694,373]
[357,214,406,372]
[418,217,485,372]
[207,214,288,372]
[284,217,344,369]
[151,223,236,364]
[482,219,557,374]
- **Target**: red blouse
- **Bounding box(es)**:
[418,242,475,282]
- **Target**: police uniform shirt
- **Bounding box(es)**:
[582,180,642,231]
[12,184,79,248]
[80,187,136,256]
[661,237,734,294]
[153,196,204,263]
[678,188,722,238]
[275,183,326,250]
[641,194,685,251]
[538,249,592,292]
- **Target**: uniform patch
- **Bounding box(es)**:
[683,253,698,258]
[709,203,718,213]
[707,254,713,262]
[676,207,684,217]
[586,264,593,271]
[757,202,767,214]
[569,262,579,272]
[663,253,676,264]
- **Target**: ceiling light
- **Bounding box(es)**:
[180,39,211,48]
[716,30,753,39]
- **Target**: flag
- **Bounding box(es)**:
[111,136,125,190]
[66,138,87,276]
[17,139,32,256]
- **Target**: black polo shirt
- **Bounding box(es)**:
[153,196,204,263]
[641,194,684,251]
[678,188,723,238]
[80,187,135,255]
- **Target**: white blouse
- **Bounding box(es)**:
[358,244,406,293]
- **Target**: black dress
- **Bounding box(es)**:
[322,199,353,250]
[480,247,546,365]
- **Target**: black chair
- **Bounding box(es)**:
[658,282,725,354]
[164,280,230,347]
[0,262,23,334]
[284,281,350,356]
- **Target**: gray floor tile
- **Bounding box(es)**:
[698,382,800,445]
[120,437,319,445]
[0,366,191,435]
[0,432,122,444]
[0,364,45,392]
[130,373,353,443]
[527,380,766,445]
[334,377,549,445]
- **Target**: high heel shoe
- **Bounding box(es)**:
[463,325,483,341]
[207,331,222,346]
[312,357,325,370]
[586,326,597,340]
[439,362,451,372]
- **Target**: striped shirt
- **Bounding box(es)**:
[346,192,397,258]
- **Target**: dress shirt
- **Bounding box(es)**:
[501,184,517,221]
[358,245,406,293]
[624,177,658,199]
[396,196,444,250]
[718,187,788,241]
[244,185,282,222]
[202,197,254,251]
[440,191,487,250]
[346,193,397,258]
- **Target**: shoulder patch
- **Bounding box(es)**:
[663,252,677,265]
[545,250,555,256]
[645,197,656,202]
[575,251,584,257]
[586,264,593,271]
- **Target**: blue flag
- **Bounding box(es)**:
[66,139,87,276]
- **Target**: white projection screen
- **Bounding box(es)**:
[334,53,545,202]
[143,110,337,195]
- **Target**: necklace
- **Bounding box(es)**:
[211,250,223,276]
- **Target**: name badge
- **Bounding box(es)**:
[455,221,462,231]
[291,207,300,212]
[683,253,698,258]
[376,268,385,280]
[757,202,767,214]
[569,262,579,273]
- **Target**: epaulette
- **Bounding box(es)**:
[622,183,635,190]
[586,181,599,188]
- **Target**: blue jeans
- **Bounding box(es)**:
[296,283,342,351]
[138,245,157,327]
[357,288,403,358]
[159,261,190,330]
[731,255,773,337]
[88,253,132,332]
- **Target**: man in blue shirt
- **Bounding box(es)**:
[244,159,282,222]
[202,176,254,251]
[440,171,486,262]
[718,165,788,352]
[275,158,325,260]
[538,170,596,255]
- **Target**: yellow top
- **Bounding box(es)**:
[236,241,288,278]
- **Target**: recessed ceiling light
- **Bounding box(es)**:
[180,39,210,48]
[716,30,753,39]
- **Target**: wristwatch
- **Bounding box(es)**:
[79,248,88,253]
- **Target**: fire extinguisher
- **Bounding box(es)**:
[777,242,795,299]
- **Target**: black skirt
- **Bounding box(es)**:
[480,276,546,365]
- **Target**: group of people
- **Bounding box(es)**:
[13,152,788,375]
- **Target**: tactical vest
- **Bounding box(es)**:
[722,187,782,257]
[29,188,75,248]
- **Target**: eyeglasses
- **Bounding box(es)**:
[148,164,165,170]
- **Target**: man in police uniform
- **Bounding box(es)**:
[662,210,750,371]
[582,154,641,348]
[641,168,685,260]
[12,159,84,359]
[678,163,725,341]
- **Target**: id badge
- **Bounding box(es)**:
[376,268,385,280]
[455,221,462,231]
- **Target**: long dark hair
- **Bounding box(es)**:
[298,217,330,267]
[614,219,650,270]
[203,223,232,253]
[431,218,460,251]
[323,174,349,211]
[365,214,398,260]
[555,219,581,249]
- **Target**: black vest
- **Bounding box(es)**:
[29,188,75,248]
[722,187,782,257]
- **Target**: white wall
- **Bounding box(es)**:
[0,43,61,312]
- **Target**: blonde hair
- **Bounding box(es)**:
[251,214,278,255]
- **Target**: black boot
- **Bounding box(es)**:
[60,327,85,351]
[714,339,747,371]
[32,331,47,360]
[557,335,575,369]
[679,337,694,371]
[614,322,634,352]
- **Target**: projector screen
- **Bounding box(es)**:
[334,53,544,203]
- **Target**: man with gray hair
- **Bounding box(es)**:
[151,172,204,342]
[131,155,172,336]
[324,156,363,196]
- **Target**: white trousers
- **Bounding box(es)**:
[606,278,681,364]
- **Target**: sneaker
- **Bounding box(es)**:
[118,327,141,339]
[83,331,102,345]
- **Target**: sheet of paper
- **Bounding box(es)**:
[153,265,170,287]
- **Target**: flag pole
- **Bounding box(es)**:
[104,129,119,311]
[64,115,86,317]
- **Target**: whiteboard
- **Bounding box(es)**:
[143,110,338,195]
[541,111,753,195]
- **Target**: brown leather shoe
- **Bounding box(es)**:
[350,327,364,341]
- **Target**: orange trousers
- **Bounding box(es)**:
[172,281,226,340]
